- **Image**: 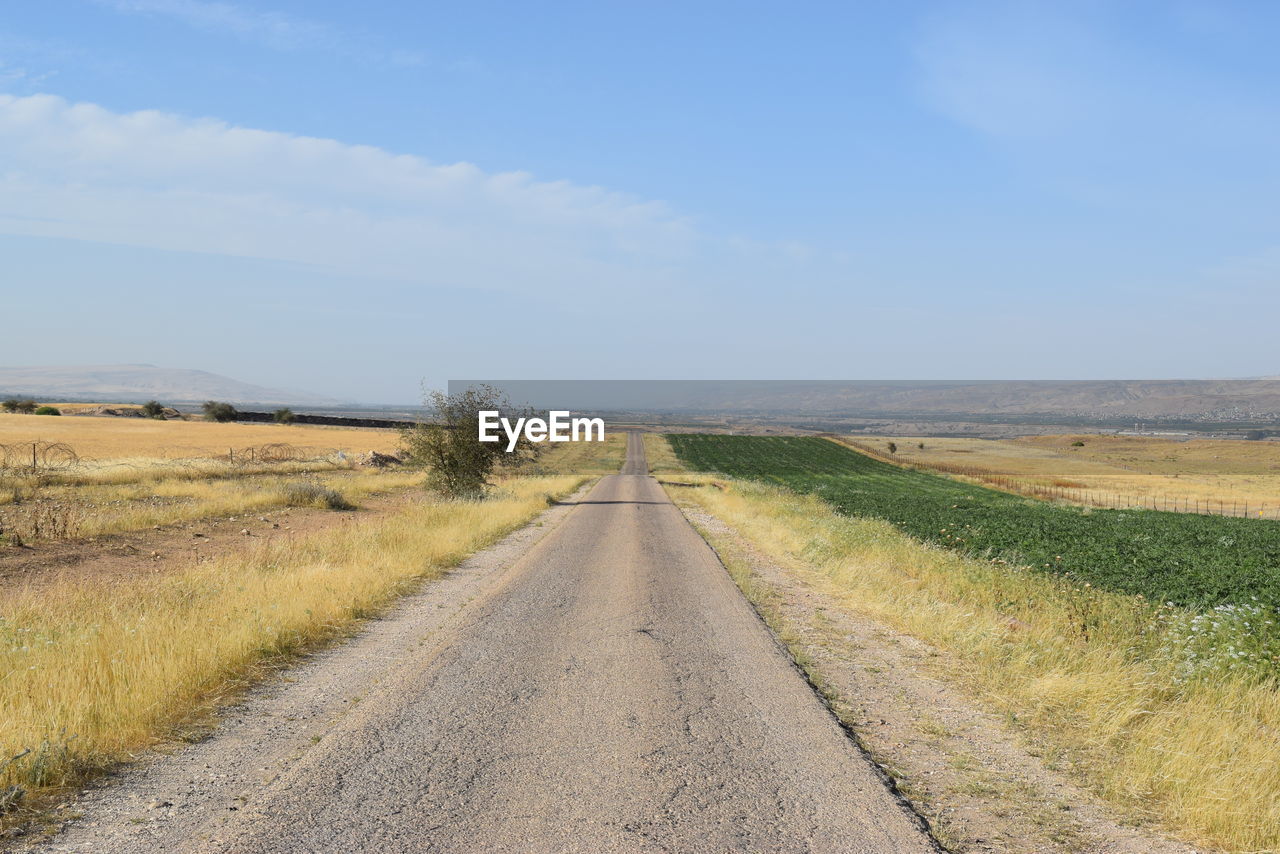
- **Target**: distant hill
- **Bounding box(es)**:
[0,365,341,406]
[691,379,1280,419]
[472,379,1280,421]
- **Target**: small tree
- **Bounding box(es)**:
[401,384,537,498]
[273,407,296,424]
[34,406,61,416]
[14,400,37,414]
[202,400,239,423]
[1,399,18,413]
[886,441,898,454]
[141,400,166,419]
[917,442,925,450]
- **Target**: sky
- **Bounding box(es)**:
[1,0,1278,403]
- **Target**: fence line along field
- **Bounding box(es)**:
[0,412,400,462]
[0,413,409,544]
[845,433,1280,519]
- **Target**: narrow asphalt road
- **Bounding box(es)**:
[161,434,936,852]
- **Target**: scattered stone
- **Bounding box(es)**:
[360,451,402,468]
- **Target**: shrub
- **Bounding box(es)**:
[1,399,18,413]
[273,408,296,425]
[886,441,897,454]
[1071,440,1086,447]
[140,400,166,419]
[34,406,61,416]
[202,401,239,423]
[400,384,539,498]
[281,482,354,511]
[4,399,39,414]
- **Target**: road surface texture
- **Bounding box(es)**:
[33,433,937,853]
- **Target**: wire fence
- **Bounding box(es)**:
[0,441,352,480]
[839,439,1280,521]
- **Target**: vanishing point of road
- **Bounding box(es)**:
[68,433,939,853]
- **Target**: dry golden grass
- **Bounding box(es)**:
[0,467,428,541]
[850,435,1280,516]
[524,431,628,474]
[667,471,1280,852]
[0,412,399,462]
[0,474,589,813]
[641,432,684,473]
[1020,433,1280,475]
[0,427,630,543]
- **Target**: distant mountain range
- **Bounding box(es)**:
[0,365,342,406]
[471,379,1280,421]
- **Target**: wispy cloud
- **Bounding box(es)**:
[92,0,445,69]
[0,94,702,299]
[95,0,336,51]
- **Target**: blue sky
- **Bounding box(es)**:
[1,1,1278,402]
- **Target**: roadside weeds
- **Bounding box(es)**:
[661,474,1230,853]
[0,474,589,833]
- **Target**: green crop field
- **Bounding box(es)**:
[668,434,1280,609]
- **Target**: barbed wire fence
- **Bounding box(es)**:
[0,441,79,473]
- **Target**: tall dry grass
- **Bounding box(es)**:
[524,431,628,474]
[0,412,399,461]
[0,468,427,542]
[641,432,684,473]
[0,474,587,810]
[670,475,1280,852]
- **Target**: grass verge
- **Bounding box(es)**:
[0,469,426,542]
[667,473,1280,851]
[0,473,588,820]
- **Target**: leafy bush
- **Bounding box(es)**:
[400,384,538,498]
[281,482,354,510]
[33,406,60,416]
[202,401,239,423]
[273,408,296,424]
[2,399,38,414]
[141,400,166,419]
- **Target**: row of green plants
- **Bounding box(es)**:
[668,434,1280,610]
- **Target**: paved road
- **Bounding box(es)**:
[187,432,936,853]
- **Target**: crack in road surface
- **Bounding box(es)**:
[37,432,937,853]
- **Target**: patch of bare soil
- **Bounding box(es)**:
[0,492,416,593]
[681,507,1207,854]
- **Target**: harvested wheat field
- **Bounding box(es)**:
[0,413,400,463]
[852,434,1280,517]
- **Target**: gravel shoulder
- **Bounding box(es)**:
[674,500,1206,854]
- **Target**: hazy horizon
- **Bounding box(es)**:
[5,2,1280,401]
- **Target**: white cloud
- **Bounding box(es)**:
[0,94,700,296]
